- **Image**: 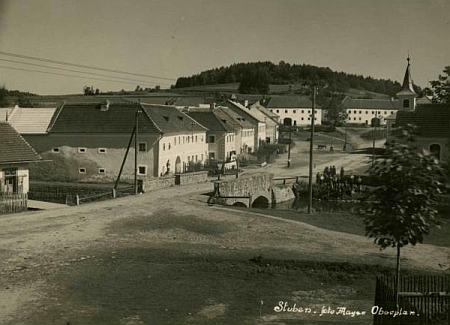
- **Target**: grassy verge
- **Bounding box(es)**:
[249,207,450,247]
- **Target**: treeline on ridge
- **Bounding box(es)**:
[174,61,412,96]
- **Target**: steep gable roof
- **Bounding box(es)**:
[396,104,450,138]
[213,107,254,129]
[7,107,57,134]
[141,104,206,134]
[48,102,160,134]
[265,96,313,108]
[0,122,42,165]
[186,110,233,132]
[222,100,262,123]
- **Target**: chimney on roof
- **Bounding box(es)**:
[210,102,216,110]
[244,100,249,107]
[100,100,110,111]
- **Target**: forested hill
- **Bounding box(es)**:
[174,61,417,97]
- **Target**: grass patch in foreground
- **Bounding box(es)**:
[249,207,450,247]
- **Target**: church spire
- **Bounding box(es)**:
[396,56,417,111]
[399,56,416,95]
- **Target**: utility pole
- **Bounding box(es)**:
[134,109,140,195]
[287,127,292,167]
[308,86,316,214]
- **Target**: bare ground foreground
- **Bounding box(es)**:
[0,181,448,325]
[0,134,448,325]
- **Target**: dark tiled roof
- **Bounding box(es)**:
[141,104,206,134]
[213,107,254,129]
[396,104,450,138]
[0,122,42,165]
[220,100,261,124]
[48,102,160,134]
[265,96,313,108]
[171,97,216,107]
[341,96,397,110]
[186,111,233,132]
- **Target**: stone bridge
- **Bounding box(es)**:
[211,173,295,208]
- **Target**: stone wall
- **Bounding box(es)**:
[272,185,296,203]
[175,171,208,185]
[143,176,175,191]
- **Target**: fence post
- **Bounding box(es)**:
[112,188,116,199]
[75,194,80,206]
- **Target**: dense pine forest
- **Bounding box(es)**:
[174,61,419,96]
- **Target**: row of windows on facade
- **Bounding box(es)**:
[347,110,395,115]
[78,166,148,175]
[51,145,148,154]
[270,109,318,114]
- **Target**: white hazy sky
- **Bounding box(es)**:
[0,0,449,95]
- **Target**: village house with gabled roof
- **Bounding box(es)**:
[221,99,267,150]
[183,108,236,162]
[213,106,255,154]
[394,104,450,161]
[263,95,322,127]
[0,122,42,214]
[141,103,208,174]
[24,101,207,182]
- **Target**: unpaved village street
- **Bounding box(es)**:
[0,135,448,325]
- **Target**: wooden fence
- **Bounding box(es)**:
[374,275,449,325]
[0,193,28,214]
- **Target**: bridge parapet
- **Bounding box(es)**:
[213,173,274,207]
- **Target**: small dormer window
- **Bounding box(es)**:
[403,99,410,108]
[178,116,183,121]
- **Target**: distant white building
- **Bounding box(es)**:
[263,96,322,126]
[342,58,421,126]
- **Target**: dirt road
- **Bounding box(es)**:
[0,176,448,324]
[0,134,447,324]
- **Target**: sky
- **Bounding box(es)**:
[0,0,449,95]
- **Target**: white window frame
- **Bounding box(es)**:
[98,148,107,154]
[79,167,86,174]
[78,147,87,154]
[52,147,60,153]
[98,168,106,174]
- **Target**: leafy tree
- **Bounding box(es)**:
[428,66,450,104]
[360,125,446,307]
[322,96,347,126]
[0,86,9,107]
[238,67,270,94]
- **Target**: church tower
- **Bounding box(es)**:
[396,57,417,111]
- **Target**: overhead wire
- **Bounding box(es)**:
[0,65,163,87]
[0,58,172,86]
[0,50,176,81]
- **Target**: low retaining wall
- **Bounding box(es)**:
[175,171,208,185]
[143,176,175,191]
